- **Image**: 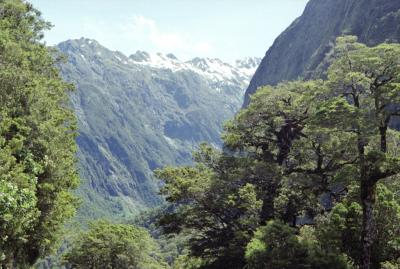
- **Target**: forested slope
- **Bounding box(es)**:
[57,38,260,218]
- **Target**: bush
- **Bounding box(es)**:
[63,221,167,269]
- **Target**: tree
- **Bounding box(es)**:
[224,80,357,225]
[155,143,262,269]
[0,0,79,266]
[63,221,167,269]
[318,36,400,269]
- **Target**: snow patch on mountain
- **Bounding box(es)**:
[128,50,261,85]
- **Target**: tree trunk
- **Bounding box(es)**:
[379,125,387,153]
[260,185,278,223]
[360,179,376,269]
[357,129,374,269]
[260,198,274,223]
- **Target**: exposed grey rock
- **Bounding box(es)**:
[243,0,400,107]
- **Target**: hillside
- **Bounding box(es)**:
[243,0,400,106]
[57,38,260,219]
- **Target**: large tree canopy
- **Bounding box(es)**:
[156,37,400,269]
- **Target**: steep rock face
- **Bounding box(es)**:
[57,38,260,219]
[243,0,400,106]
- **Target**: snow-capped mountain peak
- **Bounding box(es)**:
[129,51,182,71]
[60,38,261,88]
[188,57,210,71]
[128,51,260,85]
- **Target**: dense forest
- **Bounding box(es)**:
[0,1,399,269]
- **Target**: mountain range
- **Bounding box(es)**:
[57,38,260,219]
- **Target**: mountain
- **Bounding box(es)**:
[243,0,400,107]
[57,38,260,219]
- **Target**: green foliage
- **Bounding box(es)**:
[0,180,38,262]
[314,200,363,264]
[63,221,167,269]
[321,36,400,268]
[131,205,193,266]
[0,0,79,266]
[245,220,309,269]
[224,77,358,225]
[171,254,204,269]
[155,143,262,268]
[245,220,354,269]
[314,184,400,268]
[156,38,400,268]
[298,225,356,269]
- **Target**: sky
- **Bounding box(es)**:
[30,0,309,63]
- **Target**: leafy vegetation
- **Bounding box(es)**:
[155,37,400,269]
[63,221,167,269]
[2,0,400,268]
[245,219,354,269]
[0,0,79,267]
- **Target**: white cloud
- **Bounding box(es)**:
[81,15,213,59]
[194,41,213,54]
[127,15,213,55]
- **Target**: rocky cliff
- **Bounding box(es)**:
[244,0,400,106]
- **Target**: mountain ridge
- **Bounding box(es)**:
[57,38,259,219]
[60,37,260,83]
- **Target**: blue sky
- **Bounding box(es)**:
[30,0,309,63]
